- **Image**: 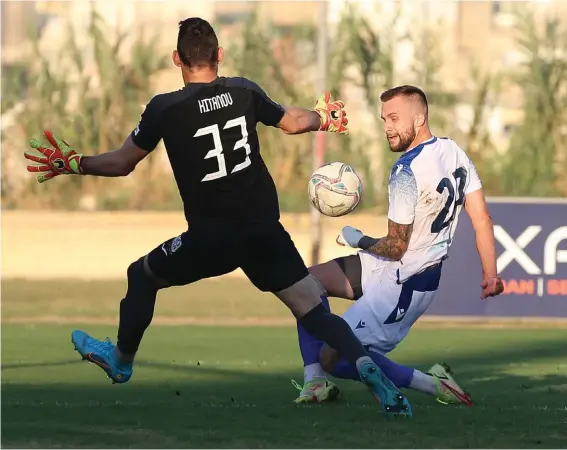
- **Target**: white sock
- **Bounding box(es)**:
[304,363,326,383]
[409,369,438,395]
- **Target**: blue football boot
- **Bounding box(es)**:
[358,360,412,418]
[71,330,133,384]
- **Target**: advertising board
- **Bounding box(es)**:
[428,198,567,317]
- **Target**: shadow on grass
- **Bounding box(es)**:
[2,360,82,370]
[2,334,567,448]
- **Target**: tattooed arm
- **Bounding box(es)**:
[336,163,416,260]
[367,162,418,260]
[358,220,413,261]
[336,220,413,261]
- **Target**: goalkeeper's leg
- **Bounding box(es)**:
[116,256,162,359]
[292,256,362,403]
[72,229,240,384]
[71,256,161,383]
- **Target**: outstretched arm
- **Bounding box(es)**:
[80,136,149,177]
[25,96,162,183]
[25,131,149,183]
[276,107,323,135]
[464,188,504,298]
[250,81,348,136]
[276,93,349,135]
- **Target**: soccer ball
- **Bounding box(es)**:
[308,162,363,217]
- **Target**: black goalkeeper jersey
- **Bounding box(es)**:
[131,77,285,225]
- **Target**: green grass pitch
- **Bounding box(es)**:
[2,278,567,448]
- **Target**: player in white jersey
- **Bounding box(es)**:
[292,85,504,405]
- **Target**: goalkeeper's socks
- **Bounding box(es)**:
[296,296,331,368]
[117,258,158,355]
[115,347,135,364]
[297,301,368,367]
[331,351,413,388]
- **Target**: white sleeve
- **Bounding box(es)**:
[387,166,418,225]
[465,157,482,195]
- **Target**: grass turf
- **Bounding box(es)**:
[1,277,350,322]
[2,323,567,448]
[2,278,567,447]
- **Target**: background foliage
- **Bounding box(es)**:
[2,3,566,212]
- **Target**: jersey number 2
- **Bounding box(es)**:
[431,167,467,233]
[194,115,251,182]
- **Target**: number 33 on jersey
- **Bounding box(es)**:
[194,116,251,182]
[130,77,286,225]
[387,136,482,283]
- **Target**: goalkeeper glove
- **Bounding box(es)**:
[25,131,84,183]
[313,91,349,135]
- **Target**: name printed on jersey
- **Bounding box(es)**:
[198,93,234,114]
[130,77,285,225]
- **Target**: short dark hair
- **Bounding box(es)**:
[380,85,428,114]
[177,17,219,68]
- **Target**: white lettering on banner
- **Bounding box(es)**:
[495,225,567,275]
[537,278,544,296]
[544,226,567,274]
[495,226,541,274]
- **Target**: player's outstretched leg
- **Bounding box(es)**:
[279,275,411,417]
[330,350,413,388]
[355,357,412,417]
[72,257,158,384]
[293,295,339,404]
[330,353,472,406]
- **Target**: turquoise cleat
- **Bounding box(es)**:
[71,330,133,384]
[358,361,412,418]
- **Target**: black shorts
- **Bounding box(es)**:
[146,220,309,293]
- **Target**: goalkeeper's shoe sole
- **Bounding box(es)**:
[359,362,412,418]
[71,330,132,384]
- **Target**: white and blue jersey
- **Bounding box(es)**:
[342,136,483,354]
[386,136,482,283]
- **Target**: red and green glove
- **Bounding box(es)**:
[25,131,84,183]
[313,91,349,135]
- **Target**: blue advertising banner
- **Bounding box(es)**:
[428,198,567,317]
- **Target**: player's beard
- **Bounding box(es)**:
[387,128,416,153]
